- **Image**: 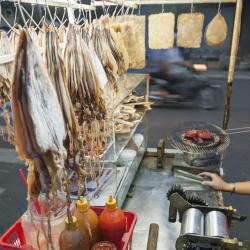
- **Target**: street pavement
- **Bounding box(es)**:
[0,76,250,241]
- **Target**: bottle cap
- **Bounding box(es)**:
[65,216,78,230]
[76,196,89,212]
[106,195,117,210]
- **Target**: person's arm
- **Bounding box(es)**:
[199,172,250,195]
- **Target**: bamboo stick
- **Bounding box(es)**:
[223,0,243,130]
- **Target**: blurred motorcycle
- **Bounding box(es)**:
[149,63,222,110]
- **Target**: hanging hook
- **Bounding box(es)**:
[112,0,118,17]
[21,5,42,31]
[0,1,19,34]
[7,2,18,35]
[217,0,222,13]
[29,4,35,28]
[17,0,29,29]
[191,1,194,14]
[45,0,57,31]
[161,4,164,13]
[138,0,141,15]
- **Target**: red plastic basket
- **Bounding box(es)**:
[0,206,137,250]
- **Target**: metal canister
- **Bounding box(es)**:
[180,208,204,235]
[205,210,229,238]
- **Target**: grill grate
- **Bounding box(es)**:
[169,121,230,155]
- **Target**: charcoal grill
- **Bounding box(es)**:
[169,121,230,167]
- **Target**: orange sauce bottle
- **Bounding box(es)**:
[74,196,99,247]
[99,196,126,249]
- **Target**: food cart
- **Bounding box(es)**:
[0,0,249,249]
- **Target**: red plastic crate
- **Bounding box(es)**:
[0,206,137,250]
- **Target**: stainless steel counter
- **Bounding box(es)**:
[124,156,222,250]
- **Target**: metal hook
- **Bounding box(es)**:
[112,1,118,17]
[218,0,222,13]
[127,6,131,15]
[17,0,29,29]
[0,2,19,35]
[21,5,42,31]
[161,4,164,13]
[45,0,57,31]
[29,4,35,28]
[138,0,141,15]
[7,2,18,35]
[191,1,194,14]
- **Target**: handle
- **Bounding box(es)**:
[146,223,159,250]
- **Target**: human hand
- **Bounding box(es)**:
[199,172,232,191]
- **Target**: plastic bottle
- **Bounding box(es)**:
[59,216,89,250]
[99,196,126,249]
[74,196,99,247]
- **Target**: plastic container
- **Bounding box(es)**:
[59,216,87,250]
[74,197,99,247]
[99,196,126,249]
[21,193,74,250]
[118,149,136,166]
[0,207,136,250]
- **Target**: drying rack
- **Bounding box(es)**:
[0,0,242,131]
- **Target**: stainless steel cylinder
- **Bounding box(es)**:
[205,211,229,238]
[180,208,204,235]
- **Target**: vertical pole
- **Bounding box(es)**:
[223,0,243,130]
[146,74,150,102]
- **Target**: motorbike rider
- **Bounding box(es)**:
[148,41,200,98]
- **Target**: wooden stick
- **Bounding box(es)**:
[146,223,159,250]
[146,75,150,102]
[223,0,243,130]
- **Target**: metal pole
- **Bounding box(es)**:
[222,0,243,130]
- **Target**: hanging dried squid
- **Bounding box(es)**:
[12,29,67,195]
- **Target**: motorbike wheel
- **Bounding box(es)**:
[196,87,220,110]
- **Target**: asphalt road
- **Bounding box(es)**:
[0,77,250,242]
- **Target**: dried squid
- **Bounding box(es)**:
[91,21,118,91]
[63,25,106,119]
[12,29,67,195]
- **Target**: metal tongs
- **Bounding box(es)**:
[174,169,205,184]
[226,126,250,135]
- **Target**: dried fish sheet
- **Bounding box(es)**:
[205,13,228,46]
[177,13,204,48]
[148,13,175,49]
[116,15,146,69]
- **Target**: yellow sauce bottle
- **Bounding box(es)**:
[74,196,99,247]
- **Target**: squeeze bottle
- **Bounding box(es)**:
[99,196,126,248]
[59,216,89,250]
[74,196,99,247]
